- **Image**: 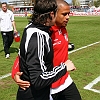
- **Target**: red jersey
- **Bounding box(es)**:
[51,25,69,88]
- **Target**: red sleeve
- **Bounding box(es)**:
[11,55,19,79]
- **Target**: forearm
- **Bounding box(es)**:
[12,21,17,32]
[27,62,67,90]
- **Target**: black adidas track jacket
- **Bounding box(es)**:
[18,23,67,100]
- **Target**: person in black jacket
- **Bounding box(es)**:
[15,0,76,100]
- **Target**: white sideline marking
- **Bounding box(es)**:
[0,73,11,80]
[0,41,100,81]
[68,41,100,54]
[84,76,100,93]
[69,41,100,93]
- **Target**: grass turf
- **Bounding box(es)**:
[0,16,100,100]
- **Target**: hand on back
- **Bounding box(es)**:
[14,72,30,90]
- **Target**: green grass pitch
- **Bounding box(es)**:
[0,16,100,100]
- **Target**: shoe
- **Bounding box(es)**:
[5,54,10,59]
[68,43,75,51]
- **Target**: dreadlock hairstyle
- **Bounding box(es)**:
[31,0,57,24]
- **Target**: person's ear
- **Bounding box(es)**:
[50,11,55,20]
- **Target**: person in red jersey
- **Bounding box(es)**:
[12,0,81,100]
[49,1,81,100]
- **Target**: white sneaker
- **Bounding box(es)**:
[6,54,10,59]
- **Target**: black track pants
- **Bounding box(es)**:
[1,31,14,55]
[51,82,82,100]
